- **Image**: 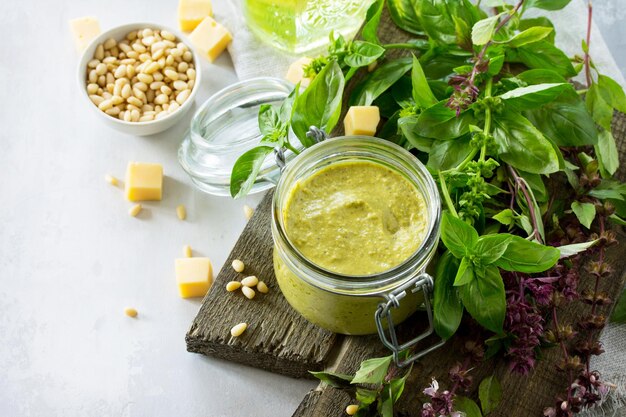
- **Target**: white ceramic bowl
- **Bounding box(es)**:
[77,22,202,136]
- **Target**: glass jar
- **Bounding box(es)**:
[242,0,374,54]
[178,77,302,196]
[271,137,442,344]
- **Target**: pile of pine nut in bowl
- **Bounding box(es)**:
[77,23,202,136]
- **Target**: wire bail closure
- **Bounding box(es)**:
[375,273,445,367]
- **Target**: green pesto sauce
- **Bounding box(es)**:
[284,161,427,276]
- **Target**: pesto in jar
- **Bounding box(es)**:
[283,161,427,275]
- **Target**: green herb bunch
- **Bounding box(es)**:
[229,0,626,415]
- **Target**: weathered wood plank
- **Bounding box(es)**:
[185,189,337,378]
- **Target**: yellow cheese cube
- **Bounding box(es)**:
[175,258,213,298]
[69,16,101,52]
[188,16,232,63]
[125,162,163,201]
[286,57,313,87]
[344,106,380,136]
[178,0,213,32]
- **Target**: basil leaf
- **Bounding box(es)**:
[229,146,274,198]
[524,0,572,10]
[454,257,475,286]
[362,0,384,44]
[472,13,502,46]
[586,83,614,131]
[441,211,478,258]
[611,290,626,323]
[493,209,514,226]
[345,41,385,68]
[492,112,559,175]
[351,355,393,384]
[455,396,483,417]
[558,239,598,258]
[459,265,505,333]
[571,201,596,229]
[514,41,576,78]
[387,0,423,35]
[291,61,344,147]
[506,26,553,48]
[411,54,437,108]
[525,91,598,147]
[350,58,412,106]
[416,101,474,139]
[475,234,513,264]
[499,83,571,111]
[398,115,434,152]
[389,370,410,403]
[479,375,503,415]
[434,251,464,339]
[487,55,504,76]
[596,130,619,177]
[517,69,566,84]
[356,387,378,406]
[309,371,354,388]
[279,84,298,122]
[258,104,280,136]
[415,0,457,45]
[427,136,473,171]
[519,17,556,43]
[494,235,560,273]
[598,74,626,113]
[380,384,393,417]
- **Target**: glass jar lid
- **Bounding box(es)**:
[178,77,301,196]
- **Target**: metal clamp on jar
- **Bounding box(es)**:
[271,136,445,366]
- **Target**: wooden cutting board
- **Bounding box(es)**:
[186,7,626,416]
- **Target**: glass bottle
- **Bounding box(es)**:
[242,0,374,54]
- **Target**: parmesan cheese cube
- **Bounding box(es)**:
[125,162,163,201]
[285,57,313,87]
[175,257,213,298]
[343,106,380,136]
[188,16,232,63]
[178,0,213,32]
[69,16,101,52]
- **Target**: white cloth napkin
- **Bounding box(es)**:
[215,0,626,413]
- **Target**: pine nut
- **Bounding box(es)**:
[124,307,138,318]
[121,84,132,99]
[173,80,187,91]
[95,44,104,60]
[105,174,119,186]
[103,38,117,50]
[176,204,186,220]
[168,102,180,113]
[129,203,142,217]
[98,99,113,111]
[242,286,256,300]
[346,405,358,415]
[187,68,196,80]
[175,89,190,105]
[127,96,143,107]
[257,281,269,294]
[155,94,169,105]
[161,30,176,41]
[114,64,127,78]
[105,107,120,116]
[243,205,254,220]
[139,114,154,122]
[230,322,247,337]
[232,259,245,273]
[226,281,241,292]
[87,82,99,94]
[241,276,258,287]
[183,245,192,258]
[90,95,104,106]
[111,95,124,105]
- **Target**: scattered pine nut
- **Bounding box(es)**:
[346,405,359,415]
[176,204,187,220]
[242,286,256,299]
[124,307,138,318]
[232,259,245,273]
[230,322,247,337]
[243,204,254,220]
[105,174,119,186]
[226,281,241,292]
[183,245,192,257]
[257,281,269,294]
[241,276,259,287]
[129,203,142,217]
